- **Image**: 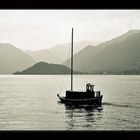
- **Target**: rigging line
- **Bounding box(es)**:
[58,40,71,95]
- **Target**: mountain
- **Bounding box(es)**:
[25,40,100,64]
[25,49,63,64]
[0,43,35,74]
[49,40,100,63]
[64,30,140,74]
[13,62,82,75]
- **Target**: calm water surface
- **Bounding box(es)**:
[0,75,140,130]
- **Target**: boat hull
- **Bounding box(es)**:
[57,94,103,105]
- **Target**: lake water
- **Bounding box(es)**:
[0,75,140,130]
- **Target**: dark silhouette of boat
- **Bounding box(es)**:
[57,28,103,105]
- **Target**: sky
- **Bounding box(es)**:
[0,10,140,51]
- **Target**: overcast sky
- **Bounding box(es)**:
[0,10,140,51]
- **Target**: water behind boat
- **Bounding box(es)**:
[0,75,140,130]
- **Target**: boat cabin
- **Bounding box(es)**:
[66,83,101,99]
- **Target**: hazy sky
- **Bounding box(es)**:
[0,10,140,51]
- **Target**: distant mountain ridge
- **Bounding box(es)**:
[25,49,63,64]
[25,40,99,64]
[64,29,140,74]
[0,43,35,74]
[1,29,140,75]
[99,29,140,47]
[49,40,100,63]
[13,62,83,75]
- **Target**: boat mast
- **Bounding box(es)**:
[71,28,73,91]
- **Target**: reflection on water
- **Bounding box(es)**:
[62,104,103,130]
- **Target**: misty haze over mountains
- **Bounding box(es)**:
[64,30,140,74]
[25,49,63,64]
[25,40,99,64]
[0,43,35,74]
[0,30,140,74]
[0,40,99,74]
[49,40,100,63]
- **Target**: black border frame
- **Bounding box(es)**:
[0,1,140,139]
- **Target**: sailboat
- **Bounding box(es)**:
[57,28,103,105]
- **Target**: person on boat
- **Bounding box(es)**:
[86,83,95,97]
[86,83,91,92]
